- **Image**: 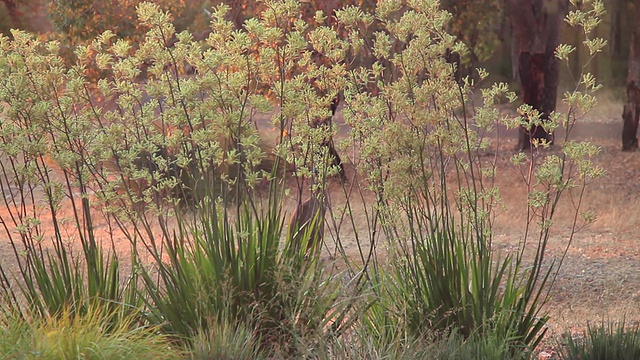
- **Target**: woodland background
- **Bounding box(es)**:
[0,0,633,87]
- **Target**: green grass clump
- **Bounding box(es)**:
[138,192,351,356]
[0,306,182,360]
[190,318,264,360]
[560,319,640,360]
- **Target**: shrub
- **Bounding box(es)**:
[333,0,549,353]
[0,1,357,355]
[138,194,352,354]
[0,28,140,322]
[338,0,605,355]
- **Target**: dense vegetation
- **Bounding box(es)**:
[0,0,625,358]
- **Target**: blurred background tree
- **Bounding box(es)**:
[440,0,505,81]
[47,0,210,44]
[0,0,50,34]
[0,0,627,89]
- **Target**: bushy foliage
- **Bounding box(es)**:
[0,0,355,354]
[48,0,209,42]
[0,0,606,358]
[337,0,604,355]
[441,0,505,75]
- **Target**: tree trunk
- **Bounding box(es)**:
[622,3,640,151]
[1,0,22,27]
[506,0,566,150]
[516,51,560,149]
[610,0,622,58]
[510,28,519,82]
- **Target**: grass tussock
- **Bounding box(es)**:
[559,319,640,360]
[190,318,264,360]
[0,306,181,360]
